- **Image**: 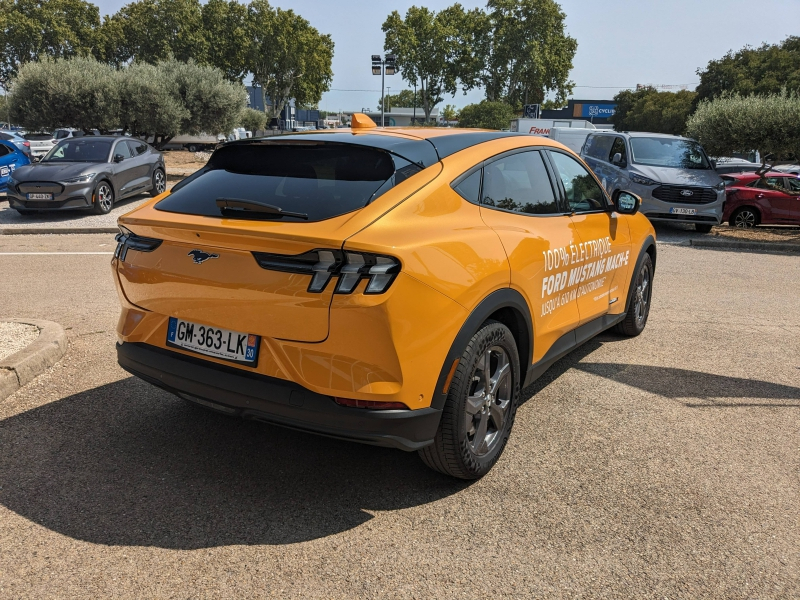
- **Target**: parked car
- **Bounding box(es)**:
[713,157,761,175]
[113,117,657,479]
[0,130,32,158]
[722,172,800,227]
[0,138,31,194]
[581,132,725,233]
[771,164,800,176]
[24,132,58,158]
[5,136,166,215]
[53,128,101,140]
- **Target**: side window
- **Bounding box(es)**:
[549,151,607,213]
[482,151,560,215]
[129,141,147,156]
[452,169,482,204]
[115,141,133,159]
[753,177,783,189]
[583,135,615,161]
[0,143,11,157]
[609,137,628,167]
[785,178,800,193]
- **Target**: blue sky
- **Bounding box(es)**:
[92,0,799,111]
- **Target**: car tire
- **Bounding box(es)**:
[187,144,198,153]
[92,180,114,215]
[614,253,654,337]
[729,207,759,228]
[419,320,520,480]
[694,223,713,233]
[150,168,166,197]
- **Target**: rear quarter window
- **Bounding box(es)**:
[156,143,422,222]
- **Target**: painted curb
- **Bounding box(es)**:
[0,318,68,402]
[0,227,119,235]
[690,238,800,254]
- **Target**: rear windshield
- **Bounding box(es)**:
[156,143,422,222]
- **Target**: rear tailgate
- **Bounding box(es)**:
[115,139,443,344]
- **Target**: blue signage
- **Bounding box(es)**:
[579,103,616,119]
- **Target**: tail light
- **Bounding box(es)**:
[253,249,400,295]
[115,226,162,261]
[334,397,408,410]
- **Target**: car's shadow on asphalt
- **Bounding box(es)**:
[0,377,468,549]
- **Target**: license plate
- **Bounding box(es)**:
[669,207,697,215]
[166,317,259,365]
[26,193,52,200]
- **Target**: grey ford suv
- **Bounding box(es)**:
[581,132,724,232]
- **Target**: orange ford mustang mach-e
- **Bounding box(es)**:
[113,116,656,479]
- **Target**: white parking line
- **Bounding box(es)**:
[0,252,114,255]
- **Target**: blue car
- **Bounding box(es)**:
[0,139,31,194]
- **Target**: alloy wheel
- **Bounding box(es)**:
[465,346,512,457]
[634,265,650,327]
[96,183,113,212]
[154,170,166,194]
[733,210,756,228]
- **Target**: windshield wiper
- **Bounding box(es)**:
[215,198,308,220]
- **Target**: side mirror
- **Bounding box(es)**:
[32,156,42,163]
[710,159,717,169]
[613,190,641,215]
[612,152,624,167]
[113,154,125,163]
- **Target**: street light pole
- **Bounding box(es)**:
[372,54,397,128]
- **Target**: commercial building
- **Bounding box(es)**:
[361,107,441,127]
[246,85,321,130]
[541,99,617,128]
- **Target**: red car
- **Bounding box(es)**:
[722,172,800,227]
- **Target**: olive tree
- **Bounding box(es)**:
[685,92,800,166]
[238,107,266,133]
[9,56,120,132]
[457,100,514,130]
[118,61,188,141]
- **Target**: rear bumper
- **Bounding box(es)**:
[117,342,442,451]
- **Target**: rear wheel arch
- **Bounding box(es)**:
[431,288,532,410]
[623,235,656,314]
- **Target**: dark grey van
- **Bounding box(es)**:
[581,132,724,233]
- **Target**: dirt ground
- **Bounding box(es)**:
[162,150,209,172]
[710,225,800,245]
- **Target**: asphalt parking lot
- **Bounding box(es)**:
[0,233,798,598]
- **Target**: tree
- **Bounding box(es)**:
[0,0,101,88]
[104,0,208,66]
[609,87,697,135]
[457,100,514,130]
[696,37,800,103]
[382,6,464,123]
[377,89,421,111]
[467,0,577,109]
[157,57,246,143]
[239,107,266,133]
[441,104,458,122]
[247,0,334,119]
[9,56,120,132]
[201,0,250,82]
[685,92,800,165]
[118,61,188,140]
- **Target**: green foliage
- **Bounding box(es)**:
[441,104,458,122]
[378,89,421,111]
[118,61,188,139]
[610,87,697,135]
[9,56,120,132]
[158,57,246,137]
[685,92,800,161]
[0,0,101,87]
[457,100,514,130]
[466,0,577,109]
[202,0,250,82]
[696,37,800,103]
[9,56,246,145]
[541,99,565,110]
[382,6,464,122]
[102,0,207,66]
[247,0,334,119]
[239,107,267,133]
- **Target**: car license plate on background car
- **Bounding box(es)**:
[26,193,52,200]
[669,207,697,215]
[166,317,259,365]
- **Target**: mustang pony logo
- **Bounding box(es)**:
[188,249,219,264]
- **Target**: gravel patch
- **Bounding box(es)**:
[0,322,39,362]
[0,182,175,231]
